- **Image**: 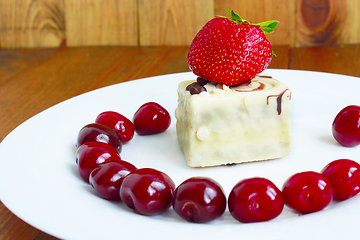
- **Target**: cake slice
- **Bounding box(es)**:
[175,74,291,167]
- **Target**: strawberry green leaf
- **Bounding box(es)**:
[272,50,277,57]
[255,20,279,34]
[267,21,279,29]
[254,20,277,27]
[261,27,275,34]
[223,9,250,24]
[230,10,243,22]
[224,9,241,21]
[266,21,279,32]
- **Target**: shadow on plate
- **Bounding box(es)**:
[318,135,339,146]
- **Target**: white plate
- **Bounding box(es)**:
[1,69,360,240]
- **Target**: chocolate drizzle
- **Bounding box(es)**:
[234,82,266,92]
[267,89,288,115]
[256,74,273,78]
[186,77,209,95]
[196,77,209,86]
[186,82,207,95]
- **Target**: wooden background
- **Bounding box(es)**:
[0,0,360,48]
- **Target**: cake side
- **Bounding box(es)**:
[175,75,291,167]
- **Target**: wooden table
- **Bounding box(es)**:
[0,45,360,239]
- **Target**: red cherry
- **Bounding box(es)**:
[321,159,360,200]
[77,123,122,153]
[228,177,284,223]
[172,177,226,223]
[133,102,171,135]
[89,161,137,201]
[332,105,360,147]
[95,111,134,143]
[76,142,121,182]
[282,171,333,214]
[119,168,175,216]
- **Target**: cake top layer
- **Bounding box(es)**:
[181,73,290,99]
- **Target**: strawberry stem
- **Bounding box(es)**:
[223,9,278,35]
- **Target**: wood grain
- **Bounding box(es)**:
[339,0,360,45]
[0,46,189,142]
[0,0,65,48]
[64,0,138,46]
[0,204,39,240]
[138,0,214,46]
[289,44,360,77]
[0,48,57,81]
[2,0,360,48]
[296,0,347,46]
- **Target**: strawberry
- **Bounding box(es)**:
[187,10,278,86]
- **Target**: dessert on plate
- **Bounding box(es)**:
[175,10,291,167]
[176,74,291,167]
